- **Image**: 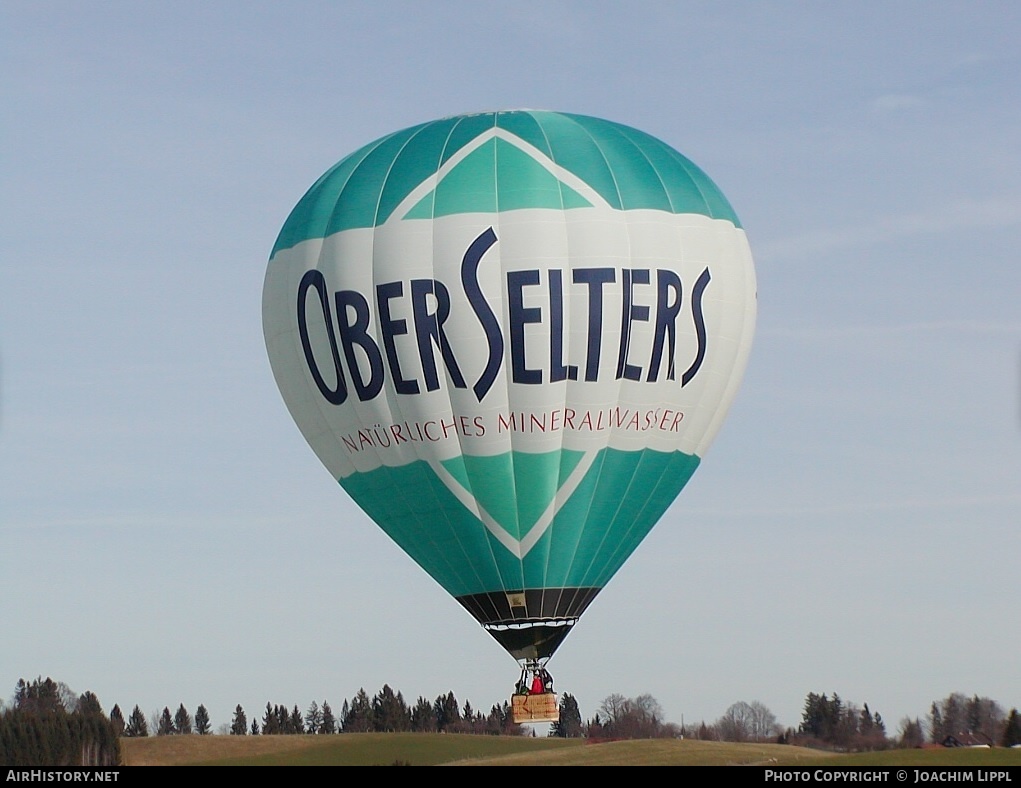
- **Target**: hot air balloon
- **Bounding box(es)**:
[263,111,755,720]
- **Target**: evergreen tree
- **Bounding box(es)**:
[485,704,503,735]
[230,705,247,735]
[78,692,103,717]
[800,692,861,744]
[411,696,436,732]
[15,677,65,715]
[827,693,844,742]
[860,703,874,734]
[320,701,336,734]
[109,705,125,737]
[800,692,826,738]
[963,695,1004,739]
[967,695,983,735]
[125,705,148,737]
[305,700,323,734]
[500,701,521,735]
[372,685,410,732]
[157,707,175,736]
[250,718,260,735]
[929,693,1001,742]
[1002,708,1021,748]
[343,689,372,732]
[551,693,584,738]
[0,684,121,766]
[942,693,965,736]
[898,717,925,748]
[799,691,888,749]
[194,705,211,735]
[290,705,303,734]
[174,704,192,735]
[262,702,279,735]
[434,691,460,731]
[929,702,944,743]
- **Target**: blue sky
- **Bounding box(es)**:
[2,1,1018,733]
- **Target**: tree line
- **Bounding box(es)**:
[105,684,524,739]
[0,678,120,766]
[5,677,1018,764]
[920,693,1020,748]
[666,691,1019,752]
[548,690,1019,752]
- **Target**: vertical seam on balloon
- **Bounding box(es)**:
[425,116,491,589]
[432,112,511,598]
[574,449,657,590]
[524,132,607,611]
[659,142,718,220]
[354,127,419,477]
[559,448,610,610]
[307,139,389,490]
[583,127,687,590]
[299,141,468,590]
[696,230,755,457]
[287,240,347,478]
[548,114,626,594]
[554,112,622,211]
[388,117,508,595]
[588,449,687,588]
[612,125,676,214]
[352,121,480,596]
[493,114,528,601]
[618,455,696,583]
[274,133,391,255]
[387,118,492,596]
[557,115,650,592]
[373,465,474,595]
[558,116,646,598]
[365,127,474,592]
[374,118,450,226]
[522,109,559,622]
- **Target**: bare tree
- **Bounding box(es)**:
[598,694,630,725]
[716,701,754,742]
[596,693,666,739]
[750,701,780,741]
[56,682,79,713]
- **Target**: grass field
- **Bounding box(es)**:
[122,732,579,766]
[121,734,1021,766]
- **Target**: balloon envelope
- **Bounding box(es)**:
[263,111,755,660]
